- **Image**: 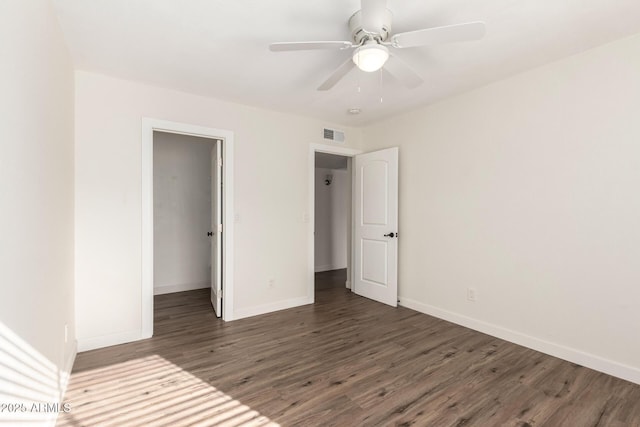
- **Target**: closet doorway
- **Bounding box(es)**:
[314,151,352,295]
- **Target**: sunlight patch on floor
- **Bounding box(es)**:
[57,354,280,427]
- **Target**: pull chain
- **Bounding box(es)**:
[379,67,383,103]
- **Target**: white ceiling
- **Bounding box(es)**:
[53,0,640,127]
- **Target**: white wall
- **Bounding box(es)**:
[74,70,362,349]
[0,0,76,422]
[363,33,640,384]
[314,168,349,272]
[153,132,213,295]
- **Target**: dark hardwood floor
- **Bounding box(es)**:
[314,268,348,291]
[58,271,640,426]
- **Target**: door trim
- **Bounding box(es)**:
[308,143,363,303]
[142,118,235,339]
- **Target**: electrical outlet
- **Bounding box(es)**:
[302,212,310,223]
[268,279,275,288]
[467,288,476,302]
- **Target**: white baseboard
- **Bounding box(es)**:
[399,297,640,386]
[50,341,78,427]
[233,296,313,321]
[314,264,347,273]
[77,330,143,352]
[61,340,77,391]
[154,281,210,295]
[314,264,332,272]
[345,280,351,289]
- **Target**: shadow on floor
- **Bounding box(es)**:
[314,268,347,291]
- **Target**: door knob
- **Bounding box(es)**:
[383,232,396,238]
[207,232,213,236]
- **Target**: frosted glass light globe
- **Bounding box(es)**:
[352,43,389,72]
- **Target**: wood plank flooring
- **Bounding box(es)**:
[57,271,640,426]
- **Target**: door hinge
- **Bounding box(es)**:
[217,157,223,167]
[219,288,223,298]
[218,223,223,233]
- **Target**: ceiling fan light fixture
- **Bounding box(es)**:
[352,43,389,72]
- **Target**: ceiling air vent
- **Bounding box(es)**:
[323,128,345,143]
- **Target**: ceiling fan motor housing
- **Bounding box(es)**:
[349,9,393,44]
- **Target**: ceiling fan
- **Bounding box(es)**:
[269,0,486,91]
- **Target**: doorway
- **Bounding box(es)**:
[314,152,351,294]
[142,118,235,339]
[152,131,224,319]
[307,144,362,301]
[152,132,215,297]
[308,143,399,308]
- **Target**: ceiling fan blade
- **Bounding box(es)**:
[361,0,388,33]
[391,21,486,48]
[384,54,423,89]
[317,58,356,91]
[269,41,353,52]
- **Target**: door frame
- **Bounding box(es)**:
[308,143,362,302]
[142,118,235,338]
[211,140,223,317]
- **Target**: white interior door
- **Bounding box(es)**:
[210,141,222,317]
[353,147,398,307]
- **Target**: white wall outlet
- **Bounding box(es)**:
[268,278,275,288]
[467,288,477,302]
[302,212,310,223]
